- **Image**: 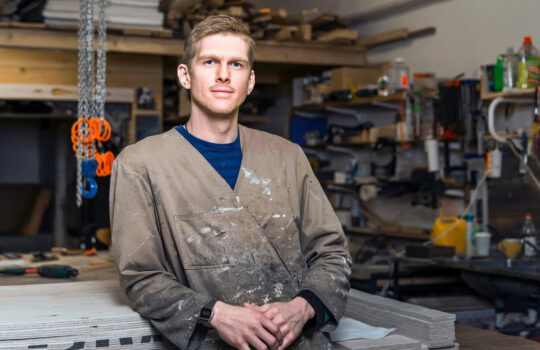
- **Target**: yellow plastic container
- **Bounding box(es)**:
[431,217,467,254]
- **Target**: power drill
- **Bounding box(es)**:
[0,264,79,278]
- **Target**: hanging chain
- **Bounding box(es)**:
[96,0,107,121]
[76,0,89,208]
[76,0,109,207]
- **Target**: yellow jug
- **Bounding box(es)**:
[431,217,467,254]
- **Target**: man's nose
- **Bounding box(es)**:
[216,64,230,82]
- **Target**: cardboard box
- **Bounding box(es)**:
[330,62,391,92]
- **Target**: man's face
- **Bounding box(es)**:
[178,33,255,119]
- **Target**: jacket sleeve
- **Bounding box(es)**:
[110,152,215,350]
[294,145,352,332]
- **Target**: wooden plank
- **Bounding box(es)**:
[357,27,435,48]
[0,84,134,102]
[270,26,294,41]
[317,28,358,44]
[357,28,408,47]
[0,49,162,74]
[335,334,420,350]
[19,189,53,236]
[310,13,349,30]
[293,24,312,42]
[455,324,540,350]
[0,27,183,56]
[254,41,366,66]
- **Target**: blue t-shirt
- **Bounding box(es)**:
[176,125,242,189]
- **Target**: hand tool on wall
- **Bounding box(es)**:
[0,264,79,278]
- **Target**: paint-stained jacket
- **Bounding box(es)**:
[110,126,352,349]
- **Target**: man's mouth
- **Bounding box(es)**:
[211,87,234,93]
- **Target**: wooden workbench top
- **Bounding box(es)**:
[0,250,117,286]
[456,324,540,349]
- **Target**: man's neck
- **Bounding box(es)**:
[186,110,238,144]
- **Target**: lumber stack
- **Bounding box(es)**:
[161,0,358,45]
[43,0,164,29]
[335,334,421,350]
[345,289,456,349]
[0,280,174,350]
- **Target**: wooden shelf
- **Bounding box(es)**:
[294,92,407,111]
[0,26,367,66]
[346,225,430,241]
[481,88,536,100]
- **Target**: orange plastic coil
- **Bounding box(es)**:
[95,151,115,176]
[71,118,95,144]
[91,118,111,142]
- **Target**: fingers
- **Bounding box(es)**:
[278,333,296,350]
[252,327,279,350]
[259,314,283,345]
[243,302,261,311]
[246,332,275,350]
[244,302,271,312]
[263,306,281,321]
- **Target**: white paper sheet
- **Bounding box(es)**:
[330,317,396,342]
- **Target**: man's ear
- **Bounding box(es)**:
[247,70,255,95]
[177,64,191,90]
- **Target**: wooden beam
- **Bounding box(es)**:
[357,28,409,47]
[0,27,183,55]
[255,41,366,66]
[317,28,358,44]
[357,27,435,48]
[0,83,134,102]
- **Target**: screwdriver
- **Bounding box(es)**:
[0,264,79,278]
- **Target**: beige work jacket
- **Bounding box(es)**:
[110,126,351,349]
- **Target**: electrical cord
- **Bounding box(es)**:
[508,139,540,193]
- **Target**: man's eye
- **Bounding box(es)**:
[205,60,216,65]
[231,62,242,68]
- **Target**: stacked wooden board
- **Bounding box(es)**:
[0,281,456,350]
[335,334,421,350]
[345,289,457,349]
[43,0,164,29]
[0,280,175,349]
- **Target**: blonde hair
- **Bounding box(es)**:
[183,15,255,70]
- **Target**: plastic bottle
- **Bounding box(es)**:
[388,58,410,93]
[503,47,518,91]
[465,214,475,258]
[522,213,537,257]
[517,36,540,89]
[494,55,504,92]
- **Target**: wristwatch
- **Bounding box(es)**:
[198,300,217,328]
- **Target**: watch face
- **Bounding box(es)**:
[200,307,213,320]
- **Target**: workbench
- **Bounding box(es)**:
[1,251,539,348]
[0,250,116,286]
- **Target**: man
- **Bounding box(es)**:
[111,15,351,350]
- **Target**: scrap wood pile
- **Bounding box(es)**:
[161,0,359,45]
[0,280,458,350]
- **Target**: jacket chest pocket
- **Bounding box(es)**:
[174,211,246,270]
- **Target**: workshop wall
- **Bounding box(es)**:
[252,0,540,79]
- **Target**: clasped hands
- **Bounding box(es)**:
[209,297,315,350]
